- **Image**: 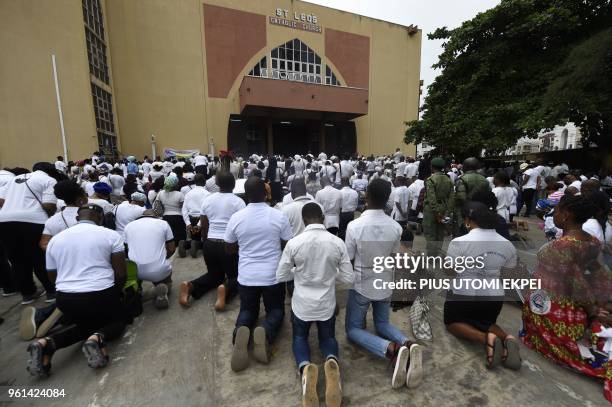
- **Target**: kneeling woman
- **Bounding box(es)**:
[521,195,612,403]
[443,202,521,370]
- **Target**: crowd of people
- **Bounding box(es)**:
[0,148,610,404]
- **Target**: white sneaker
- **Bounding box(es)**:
[406,343,424,388]
[391,345,409,389]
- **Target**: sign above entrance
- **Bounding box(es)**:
[269,8,322,33]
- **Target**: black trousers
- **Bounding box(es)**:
[235,282,285,344]
[51,286,127,349]
[338,212,354,240]
[522,189,536,216]
[0,222,54,296]
[195,165,208,178]
[191,240,238,300]
[162,215,186,245]
[0,243,16,293]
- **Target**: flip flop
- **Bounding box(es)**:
[485,335,502,369]
[82,333,109,369]
[503,338,522,370]
[26,341,51,377]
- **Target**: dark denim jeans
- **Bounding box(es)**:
[234,282,285,343]
[292,312,338,369]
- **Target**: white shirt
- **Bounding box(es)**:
[47,221,124,293]
[404,163,418,178]
[569,180,582,191]
[407,179,425,211]
[345,209,402,300]
[447,228,517,296]
[340,187,358,213]
[194,155,208,167]
[87,198,115,215]
[200,192,246,239]
[205,176,219,193]
[109,174,125,196]
[125,217,173,282]
[156,190,184,216]
[282,192,314,206]
[225,203,293,286]
[43,206,79,236]
[522,168,539,190]
[162,161,174,175]
[55,161,67,173]
[0,171,57,224]
[339,161,354,179]
[182,186,210,225]
[492,186,514,222]
[280,195,316,236]
[315,186,342,229]
[141,162,152,177]
[583,219,612,245]
[149,170,164,182]
[115,201,146,238]
[276,224,354,321]
[392,185,410,221]
[0,170,15,197]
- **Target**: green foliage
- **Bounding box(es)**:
[406,0,612,158]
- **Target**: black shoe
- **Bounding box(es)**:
[45,293,56,303]
[21,289,46,305]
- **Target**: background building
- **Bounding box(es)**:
[0,0,422,167]
[504,122,582,155]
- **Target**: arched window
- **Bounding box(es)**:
[247,39,342,86]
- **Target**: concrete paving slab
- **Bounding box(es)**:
[0,217,608,406]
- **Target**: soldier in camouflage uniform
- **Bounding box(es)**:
[423,157,454,257]
[453,157,491,237]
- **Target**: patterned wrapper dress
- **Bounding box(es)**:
[521,235,612,403]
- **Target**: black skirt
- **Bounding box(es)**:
[443,291,503,332]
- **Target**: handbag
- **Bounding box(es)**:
[409,295,433,342]
[152,194,164,217]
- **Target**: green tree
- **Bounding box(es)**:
[538,26,612,151]
[405,0,612,158]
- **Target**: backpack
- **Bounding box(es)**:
[102,206,118,230]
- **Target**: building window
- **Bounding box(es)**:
[247,39,342,87]
[83,0,117,156]
[83,0,109,84]
[91,84,117,156]
[325,65,341,86]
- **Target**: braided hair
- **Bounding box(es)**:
[556,194,596,225]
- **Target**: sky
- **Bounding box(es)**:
[303,0,500,102]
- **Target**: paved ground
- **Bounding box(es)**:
[0,217,608,406]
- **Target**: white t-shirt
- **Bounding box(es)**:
[392,185,410,221]
[55,161,67,173]
[522,168,539,190]
[583,218,612,245]
[125,217,174,282]
[109,174,125,196]
[0,171,57,224]
[492,186,514,222]
[43,206,79,236]
[47,221,124,293]
[194,155,208,167]
[225,202,293,286]
[0,170,15,198]
[315,186,342,229]
[340,187,358,213]
[200,192,246,239]
[156,190,184,216]
[447,228,517,297]
[404,163,418,178]
[407,179,425,211]
[182,186,210,225]
[115,201,146,238]
[87,198,115,215]
[569,180,582,191]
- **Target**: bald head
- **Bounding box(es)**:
[245,176,266,203]
[463,157,480,171]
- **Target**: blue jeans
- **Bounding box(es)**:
[234,283,285,344]
[292,312,338,369]
[345,289,407,358]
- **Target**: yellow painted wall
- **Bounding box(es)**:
[0,0,98,168]
[1,0,421,166]
[105,0,421,158]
